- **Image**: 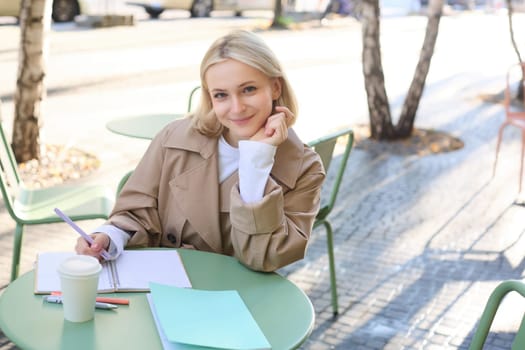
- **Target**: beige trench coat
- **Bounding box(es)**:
[108,117,325,272]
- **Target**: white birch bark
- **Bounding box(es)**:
[12,0,52,162]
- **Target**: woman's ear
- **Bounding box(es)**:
[271,77,282,100]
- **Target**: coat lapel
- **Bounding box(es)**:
[164,120,222,251]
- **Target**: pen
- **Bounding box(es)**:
[50,292,130,305]
[43,295,118,310]
[95,302,118,310]
[54,207,111,260]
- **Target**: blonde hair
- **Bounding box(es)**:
[190,30,298,137]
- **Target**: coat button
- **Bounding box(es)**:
[167,233,177,244]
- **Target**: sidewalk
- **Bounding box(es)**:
[2,13,525,350]
[281,96,525,348]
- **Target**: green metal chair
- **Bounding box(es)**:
[0,111,115,282]
[187,85,201,113]
[116,170,133,196]
[469,280,525,350]
[307,127,354,316]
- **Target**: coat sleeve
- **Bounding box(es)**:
[105,130,168,248]
[229,146,325,272]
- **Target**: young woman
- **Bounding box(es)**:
[76,30,325,272]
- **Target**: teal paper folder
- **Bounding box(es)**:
[149,282,271,350]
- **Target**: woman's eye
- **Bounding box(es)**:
[213,92,227,99]
[243,86,256,93]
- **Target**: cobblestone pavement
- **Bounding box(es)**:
[281,101,525,349]
[2,11,525,350]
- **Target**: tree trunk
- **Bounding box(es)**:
[396,0,444,137]
[362,0,444,140]
[361,0,395,139]
[321,0,337,19]
[506,0,524,101]
[270,0,285,28]
[12,0,52,163]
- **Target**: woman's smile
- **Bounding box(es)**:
[230,115,253,125]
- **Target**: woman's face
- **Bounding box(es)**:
[205,59,281,147]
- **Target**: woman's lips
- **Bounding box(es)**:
[230,116,253,125]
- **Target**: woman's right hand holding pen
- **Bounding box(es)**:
[75,232,110,261]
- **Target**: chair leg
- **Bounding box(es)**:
[518,130,525,193]
[323,220,339,316]
[493,124,506,178]
[513,313,525,349]
[10,223,24,282]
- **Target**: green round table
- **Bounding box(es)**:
[0,249,314,350]
[106,114,182,140]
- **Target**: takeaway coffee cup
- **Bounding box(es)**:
[57,255,102,322]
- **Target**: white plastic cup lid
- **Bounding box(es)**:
[57,255,101,278]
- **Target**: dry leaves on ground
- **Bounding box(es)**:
[352,124,464,156]
[18,144,100,189]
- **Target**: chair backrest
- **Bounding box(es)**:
[0,102,22,220]
[116,170,133,197]
[187,86,201,113]
[469,280,525,350]
[307,127,354,221]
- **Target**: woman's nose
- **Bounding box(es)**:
[231,96,245,113]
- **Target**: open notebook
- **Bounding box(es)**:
[34,250,192,294]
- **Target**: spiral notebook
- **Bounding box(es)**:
[34,250,192,294]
